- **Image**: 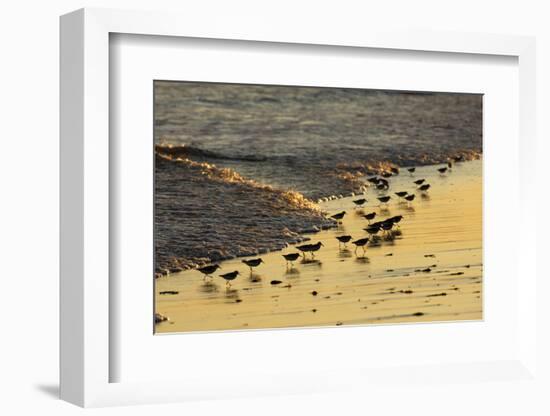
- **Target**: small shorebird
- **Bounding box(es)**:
[395,191,408,199]
[331,211,346,222]
[352,237,370,255]
[308,241,323,257]
[438,167,448,174]
[419,183,431,192]
[390,167,400,175]
[352,198,367,208]
[378,178,389,188]
[363,212,377,223]
[297,241,323,258]
[197,264,221,281]
[364,225,380,236]
[296,243,312,258]
[219,271,239,287]
[407,167,416,174]
[388,215,403,228]
[381,171,393,178]
[242,258,264,272]
[447,160,453,169]
[367,177,380,185]
[404,194,416,205]
[413,179,426,185]
[377,196,391,206]
[282,253,300,267]
[336,235,352,248]
[380,220,394,235]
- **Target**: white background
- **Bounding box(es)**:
[1,1,549,415]
[112,34,519,384]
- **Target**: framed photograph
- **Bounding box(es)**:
[153,80,483,334]
[60,8,539,408]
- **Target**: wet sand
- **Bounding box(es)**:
[156,160,482,333]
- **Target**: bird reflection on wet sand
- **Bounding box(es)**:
[156,160,482,333]
[224,288,239,300]
[338,249,353,259]
[285,267,301,276]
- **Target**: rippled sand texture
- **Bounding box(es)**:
[156,160,482,333]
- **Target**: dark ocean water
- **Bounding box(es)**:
[155,81,482,199]
[153,81,482,275]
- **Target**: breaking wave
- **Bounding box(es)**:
[155,144,267,162]
[155,152,334,277]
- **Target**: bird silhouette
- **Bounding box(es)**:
[296,241,323,258]
[242,258,264,272]
[219,271,239,287]
[352,198,367,208]
[197,264,221,281]
[352,238,370,255]
[336,235,352,248]
[405,194,415,202]
[282,253,300,267]
[419,184,431,192]
[363,212,377,223]
[364,225,380,236]
[330,211,346,222]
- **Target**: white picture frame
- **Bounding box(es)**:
[60,7,538,408]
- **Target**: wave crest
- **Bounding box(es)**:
[155,144,267,162]
[156,151,320,213]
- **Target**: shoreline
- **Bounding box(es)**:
[155,149,481,277]
[156,159,482,332]
[154,153,337,277]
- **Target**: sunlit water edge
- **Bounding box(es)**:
[156,160,482,333]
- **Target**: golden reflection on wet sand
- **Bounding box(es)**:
[156,160,482,333]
